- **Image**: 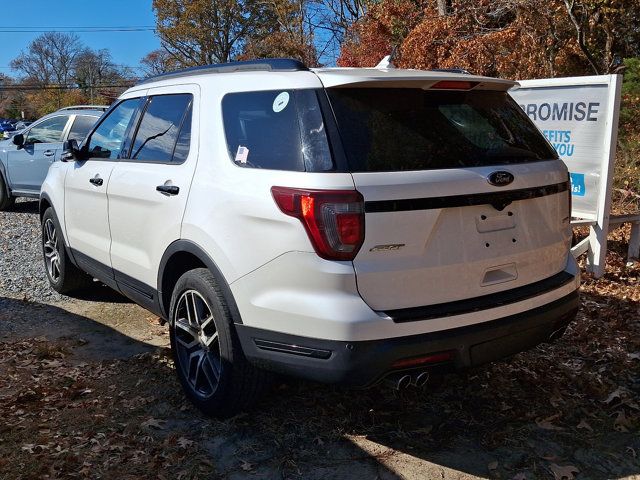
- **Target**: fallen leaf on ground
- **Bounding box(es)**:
[140,418,166,430]
[240,459,254,472]
[549,463,579,480]
[488,460,498,470]
[605,387,627,404]
[577,419,594,432]
[614,410,632,432]
[177,437,194,448]
[536,414,564,431]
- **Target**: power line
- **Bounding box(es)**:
[0,26,155,30]
[0,25,155,28]
[0,83,136,91]
[0,65,146,71]
[0,28,155,33]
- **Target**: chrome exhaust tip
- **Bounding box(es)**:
[397,374,412,389]
[385,373,412,390]
[414,371,429,387]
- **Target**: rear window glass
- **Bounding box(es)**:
[222,89,332,171]
[326,88,557,172]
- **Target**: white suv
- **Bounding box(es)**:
[40,59,580,417]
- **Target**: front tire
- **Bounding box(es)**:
[169,268,269,418]
[41,207,93,294]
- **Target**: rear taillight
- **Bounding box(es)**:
[271,187,365,261]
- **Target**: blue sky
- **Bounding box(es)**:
[0,0,160,78]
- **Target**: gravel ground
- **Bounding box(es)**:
[0,198,63,302]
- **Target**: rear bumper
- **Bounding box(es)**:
[237,290,579,387]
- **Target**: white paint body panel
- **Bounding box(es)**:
[180,71,354,284]
[351,160,572,310]
[230,251,579,341]
[63,160,115,267]
[107,84,200,287]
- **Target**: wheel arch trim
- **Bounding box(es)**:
[0,161,10,197]
[39,193,71,250]
[158,239,242,324]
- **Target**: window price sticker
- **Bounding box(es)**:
[235,145,249,164]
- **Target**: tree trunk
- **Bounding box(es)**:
[437,0,451,16]
[563,0,602,75]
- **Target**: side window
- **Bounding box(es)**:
[172,103,192,163]
[67,115,99,142]
[221,90,332,171]
[130,94,192,163]
[87,98,141,159]
[25,116,69,144]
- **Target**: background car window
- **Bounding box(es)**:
[25,116,69,144]
[87,98,140,159]
[68,115,98,142]
[130,94,192,163]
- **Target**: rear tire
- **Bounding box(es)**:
[169,268,270,418]
[0,174,15,211]
[41,207,93,294]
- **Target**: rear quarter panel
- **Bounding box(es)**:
[179,72,356,285]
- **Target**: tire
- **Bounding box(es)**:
[0,173,15,211]
[41,207,93,294]
[169,268,270,418]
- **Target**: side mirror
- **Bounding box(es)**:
[12,133,24,148]
[61,139,85,162]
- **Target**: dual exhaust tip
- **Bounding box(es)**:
[386,371,430,390]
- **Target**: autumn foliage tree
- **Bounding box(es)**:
[153,0,285,66]
[338,0,639,79]
[153,0,319,68]
[338,0,422,67]
[239,0,318,65]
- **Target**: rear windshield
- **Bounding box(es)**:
[326,88,557,172]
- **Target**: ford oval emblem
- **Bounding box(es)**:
[487,171,514,187]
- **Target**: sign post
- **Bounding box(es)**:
[510,75,627,278]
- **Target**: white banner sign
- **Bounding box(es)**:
[510,75,623,277]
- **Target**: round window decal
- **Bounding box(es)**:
[272,92,290,113]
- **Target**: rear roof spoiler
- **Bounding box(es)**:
[312,69,517,91]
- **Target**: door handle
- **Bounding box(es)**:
[156,185,180,195]
[44,150,55,157]
[89,176,103,186]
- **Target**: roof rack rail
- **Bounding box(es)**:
[138,58,309,85]
[430,68,472,75]
[57,105,110,112]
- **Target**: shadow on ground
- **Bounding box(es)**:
[6,199,39,214]
[204,287,639,480]
[0,296,156,361]
[0,286,637,479]
[70,283,135,303]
